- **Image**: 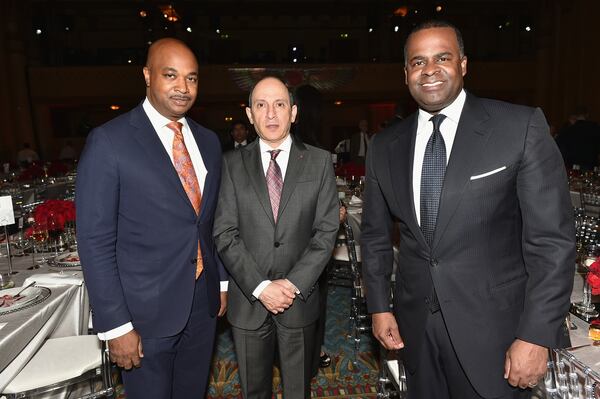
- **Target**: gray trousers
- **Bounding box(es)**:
[232,316,317,399]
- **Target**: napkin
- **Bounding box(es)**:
[23,272,84,287]
[348,195,363,206]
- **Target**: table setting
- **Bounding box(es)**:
[0,193,90,392]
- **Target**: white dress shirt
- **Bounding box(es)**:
[252,135,299,299]
[234,140,248,149]
[412,89,466,225]
[99,98,225,341]
[358,132,371,157]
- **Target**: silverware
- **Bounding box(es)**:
[13,281,36,299]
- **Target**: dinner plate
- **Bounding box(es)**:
[50,251,81,270]
[0,286,51,316]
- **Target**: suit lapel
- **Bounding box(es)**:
[389,114,429,249]
[432,94,491,250]
[129,106,194,214]
[242,141,276,225]
[278,137,307,219]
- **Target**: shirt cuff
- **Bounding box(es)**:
[97,322,134,341]
[252,280,272,299]
[220,281,228,291]
[285,279,301,294]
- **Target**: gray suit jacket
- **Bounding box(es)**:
[214,136,339,330]
[361,94,575,398]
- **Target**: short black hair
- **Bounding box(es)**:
[230,120,248,132]
[247,75,295,107]
[404,20,465,65]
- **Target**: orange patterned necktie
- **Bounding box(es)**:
[167,121,203,278]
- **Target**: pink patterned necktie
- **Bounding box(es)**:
[166,121,203,278]
[266,150,283,222]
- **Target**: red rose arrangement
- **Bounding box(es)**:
[25,199,75,237]
[335,162,366,180]
[587,260,600,295]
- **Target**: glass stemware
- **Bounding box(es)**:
[47,213,61,256]
[31,223,48,265]
[574,245,600,320]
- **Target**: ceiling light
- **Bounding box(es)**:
[160,5,179,23]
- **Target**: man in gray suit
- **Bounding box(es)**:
[361,21,575,398]
[214,76,339,399]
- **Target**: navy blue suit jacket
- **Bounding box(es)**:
[76,103,226,338]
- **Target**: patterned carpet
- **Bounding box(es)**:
[114,286,381,398]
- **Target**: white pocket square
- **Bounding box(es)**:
[470,166,507,180]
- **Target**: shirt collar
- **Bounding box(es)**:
[259,134,292,154]
[417,89,466,131]
[142,97,188,131]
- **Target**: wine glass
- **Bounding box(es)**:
[47,214,61,256]
[574,244,600,320]
[31,223,48,266]
[0,272,15,290]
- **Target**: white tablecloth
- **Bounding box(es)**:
[0,255,88,392]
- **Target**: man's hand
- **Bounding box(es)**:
[273,279,299,294]
[108,329,143,370]
[372,312,404,350]
[258,282,295,314]
[218,291,228,317]
[504,339,548,389]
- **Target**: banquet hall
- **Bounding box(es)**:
[1,0,599,398]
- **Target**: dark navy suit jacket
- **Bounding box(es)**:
[76,103,226,338]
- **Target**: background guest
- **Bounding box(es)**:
[224,120,252,151]
[17,143,39,165]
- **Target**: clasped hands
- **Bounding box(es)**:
[258,279,298,314]
[372,312,547,389]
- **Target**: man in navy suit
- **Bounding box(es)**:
[76,38,227,399]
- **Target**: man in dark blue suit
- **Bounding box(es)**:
[76,38,227,399]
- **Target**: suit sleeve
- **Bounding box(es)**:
[76,128,132,332]
[286,154,339,299]
[516,108,576,348]
[360,136,395,314]
[213,156,268,301]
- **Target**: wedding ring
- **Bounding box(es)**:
[527,381,538,388]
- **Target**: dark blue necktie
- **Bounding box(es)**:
[420,114,447,245]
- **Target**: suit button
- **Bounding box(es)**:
[190,258,197,264]
[274,242,280,248]
[430,259,438,267]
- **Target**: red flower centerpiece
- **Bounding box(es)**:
[25,199,75,236]
[587,260,600,295]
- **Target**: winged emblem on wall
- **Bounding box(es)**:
[228,67,356,91]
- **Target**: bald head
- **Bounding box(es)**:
[143,38,199,120]
[145,38,196,68]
